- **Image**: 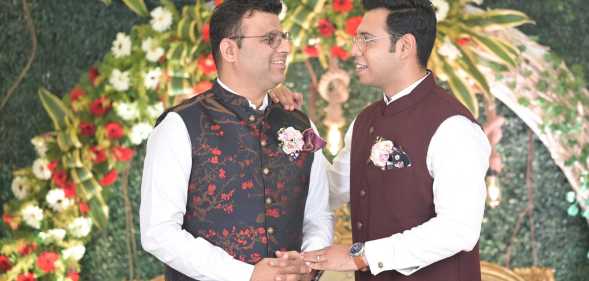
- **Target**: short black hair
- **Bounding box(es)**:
[362,0,436,68]
[209,0,282,67]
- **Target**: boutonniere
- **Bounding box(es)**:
[277,127,326,161]
[369,137,412,170]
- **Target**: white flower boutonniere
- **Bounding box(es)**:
[277,127,305,160]
[369,137,395,169]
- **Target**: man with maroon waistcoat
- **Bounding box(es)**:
[275,0,490,280]
[139,1,333,281]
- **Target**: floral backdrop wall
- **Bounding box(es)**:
[1,0,588,280]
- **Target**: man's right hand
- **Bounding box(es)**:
[250,253,311,281]
[270,85,304,111]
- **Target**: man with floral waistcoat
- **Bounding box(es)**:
[139,1,333,281]
[273,1,491,281]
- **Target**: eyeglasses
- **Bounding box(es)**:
[229,31,291,49]
[352,34,398,53]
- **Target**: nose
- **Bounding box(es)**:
[277,35,291,55]
[351,41,362,58]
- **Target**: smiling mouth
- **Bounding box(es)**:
[271,59,286,67]
[355,63,368,71]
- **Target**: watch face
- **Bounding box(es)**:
[350,242,364,256]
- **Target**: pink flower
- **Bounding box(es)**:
[369,138,394,169]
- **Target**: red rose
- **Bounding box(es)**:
[89,97,110,117]
[333,0,353,13]
[193,80,213,95]
[79,121,96,137]
[18,243,37,256]
[215,0,223,6]
[105,122,125,139]
[79,202,90,214]
[345,16,362,36]
[36,252,59,273]
[197,54,216,75]
[331,46,350,60]
[317,19,335,37]
[304,45,319,57]
[113,146,135,161]
[99,169,118,187]
[63,181,77,198]
[88,67,99,86]
[202,24,210,42]
[52,170,68,188]
[90,146,107,164]
[47,160,58,171]
[456,37,471,46]
[67,271,80,281]
[16,273,36,281]
[0,255,12,273]
[69,86,86,102]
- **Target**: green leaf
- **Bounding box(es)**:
[89,192,109,229]
[456,44,491,97]
[462,28,518,68]
[121,0,148,17]
[442,58,479,117]
[462,9,532,30]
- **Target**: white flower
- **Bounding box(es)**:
[150,7,173,32]
[431,0,449,22]
[39,228,66,243]
[111,32,132,58]
[21,205,43,229]
[147,102,164,119]
[130,122,153,145]
[114,102,140,121]
[31,136,48,157]
[471,0,484,5]
[62,245,86,261]
[279,1,287,21]
[437,40,461,61]
[11,176,30,200]
[369,139,394,169]
[32,158,52,180]
[141,38,165,62]
[277,127,304,156]
[46,188,73,212]
[68,217,93,238]
[144,68,162,90]
[109,69,130,92]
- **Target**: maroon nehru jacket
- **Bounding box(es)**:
[350,73,482,281]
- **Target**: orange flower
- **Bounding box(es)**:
[105,122,125,139]
[345,16,362,36]
[333,0,353,13]
[317,19,335,37]
[202,23,210,42]
[197,54,217,75]
[331,46,350,60]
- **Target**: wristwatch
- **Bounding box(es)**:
[349,242,369,272]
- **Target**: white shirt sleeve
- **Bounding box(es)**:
[139,112,254,281]
[363,115,490,276]
[302,122,335,251]
[328,119,356,211]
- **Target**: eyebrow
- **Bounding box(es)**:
[359,31,375,37]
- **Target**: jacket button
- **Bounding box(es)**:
[249,115,256,122]
[265,197,272,205]
[378,262,384,268]
[356,221,363,230]
[263,168,270,175]
[369,126,374,134]
[360,190,366,197]
[267,227,275,234]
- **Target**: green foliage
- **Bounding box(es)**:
[1,0,588,280]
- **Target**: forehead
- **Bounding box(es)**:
[240,10,281,33]
[357,8,390,35]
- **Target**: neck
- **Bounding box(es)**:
[218,71,268,107]
[382,66,427,99]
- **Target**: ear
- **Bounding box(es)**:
[398,34,417,59]
[219,38,239,63]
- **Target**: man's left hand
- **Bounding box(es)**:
[302,244,358,272]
